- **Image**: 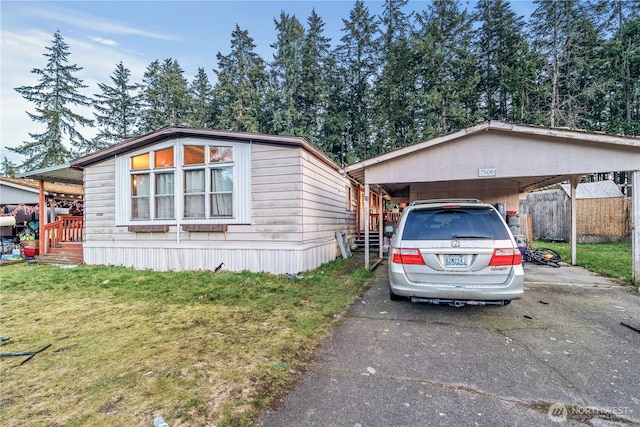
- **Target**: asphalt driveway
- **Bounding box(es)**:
[257,261,640,427]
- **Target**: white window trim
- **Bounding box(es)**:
[115,137,251,226]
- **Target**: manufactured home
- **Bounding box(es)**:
[66,127,358,274]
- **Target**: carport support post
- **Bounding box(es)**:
[378,188,383,261]
[364,183,370,270]
[633,170,640,285]
[570,176,580,266]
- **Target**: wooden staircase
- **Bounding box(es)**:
[38,242,83,264]
[39,215,84,264]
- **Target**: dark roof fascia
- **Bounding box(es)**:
[71,127,341,171]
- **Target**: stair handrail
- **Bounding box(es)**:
[42,219,63,254]
[41,215,84,255]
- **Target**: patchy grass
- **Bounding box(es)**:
[533,241,633,284]
[0,258,373,427]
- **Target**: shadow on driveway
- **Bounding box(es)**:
[258,261,640,427]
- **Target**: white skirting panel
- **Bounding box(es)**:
[83,240,340,275]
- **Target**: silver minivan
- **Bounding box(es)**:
[388,199,524,306]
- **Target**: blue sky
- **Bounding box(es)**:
[0,0,535,166]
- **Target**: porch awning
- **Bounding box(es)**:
[17,163,83,185]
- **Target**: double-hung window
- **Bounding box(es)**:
[130,147,175,220]
[183,145,234,218]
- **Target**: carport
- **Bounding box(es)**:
[344,121,640,283]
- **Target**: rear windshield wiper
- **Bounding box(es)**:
[452,235,491,239]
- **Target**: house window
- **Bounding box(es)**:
[132,174,150,219]
[116,139,250,226]
[183,145,234,218]
[130,148,175,220]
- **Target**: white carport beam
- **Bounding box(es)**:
[633,170,640,285]
[570,176,580,266]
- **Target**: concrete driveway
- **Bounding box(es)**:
[257,262,640,427]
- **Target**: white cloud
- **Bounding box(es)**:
[22,5,177,41]
[90,36,119,47]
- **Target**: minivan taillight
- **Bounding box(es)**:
[391,248,425,265]
[489,248,522,266]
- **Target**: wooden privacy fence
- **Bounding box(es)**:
[521,190,631,243]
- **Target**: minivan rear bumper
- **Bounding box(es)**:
[389,263,524,301]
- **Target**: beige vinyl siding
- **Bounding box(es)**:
[83,159,117,243]
[249,143,303,241]
[82,138,356,274]
[300,151,357,243]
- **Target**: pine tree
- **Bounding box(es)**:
[1,157,19,178]
[373,0,417,154]
[213,25,267,132]
[530,0,600,128]
[299,9,332,145]
[140,58,190,132]
[188,67,214,128]
[12,30,93,169]
[267,12,306,135]
[590,1,640,135]
[413,0,478,136]
[93,62,142,148]
[472,0,528,121]
[335,0,379,163]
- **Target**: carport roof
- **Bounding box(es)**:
[344,121,640,193]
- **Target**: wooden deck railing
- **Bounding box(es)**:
[42,215,83,253]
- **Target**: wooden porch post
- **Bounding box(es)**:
[364,183,370,270]
[632,170,640,285]
[38,180,45,255]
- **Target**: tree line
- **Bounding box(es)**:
[6,0,640,175]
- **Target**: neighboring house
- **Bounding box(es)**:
[0,176,83,225]
[70,127,358,274]
[559,180,624,199]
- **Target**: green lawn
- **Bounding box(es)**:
[532,241,633,284]
[0,257,373,427]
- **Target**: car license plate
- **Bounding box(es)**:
[444,254,467,266]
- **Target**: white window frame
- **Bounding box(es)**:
[115,138,251,226]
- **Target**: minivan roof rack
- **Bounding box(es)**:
[408,198,483,206]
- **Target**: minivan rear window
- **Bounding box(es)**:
[401,207,510,240]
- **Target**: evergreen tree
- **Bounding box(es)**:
[414,0,478,136]
[530,0,600,128]
[140,58,190,132]
[267,12,306,135]
[373,0,417,154]
[1,157,19,178]
[335,0,379,163]
[320,58,349,164]
[12,30,93,169]
[300,9,332,145]
[590,0,640,135]
[472,0,528,121]
[93,62,142,148]
[188,67,214,128]
[213,25,267,132]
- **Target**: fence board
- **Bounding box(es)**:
[522,190,631,243]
